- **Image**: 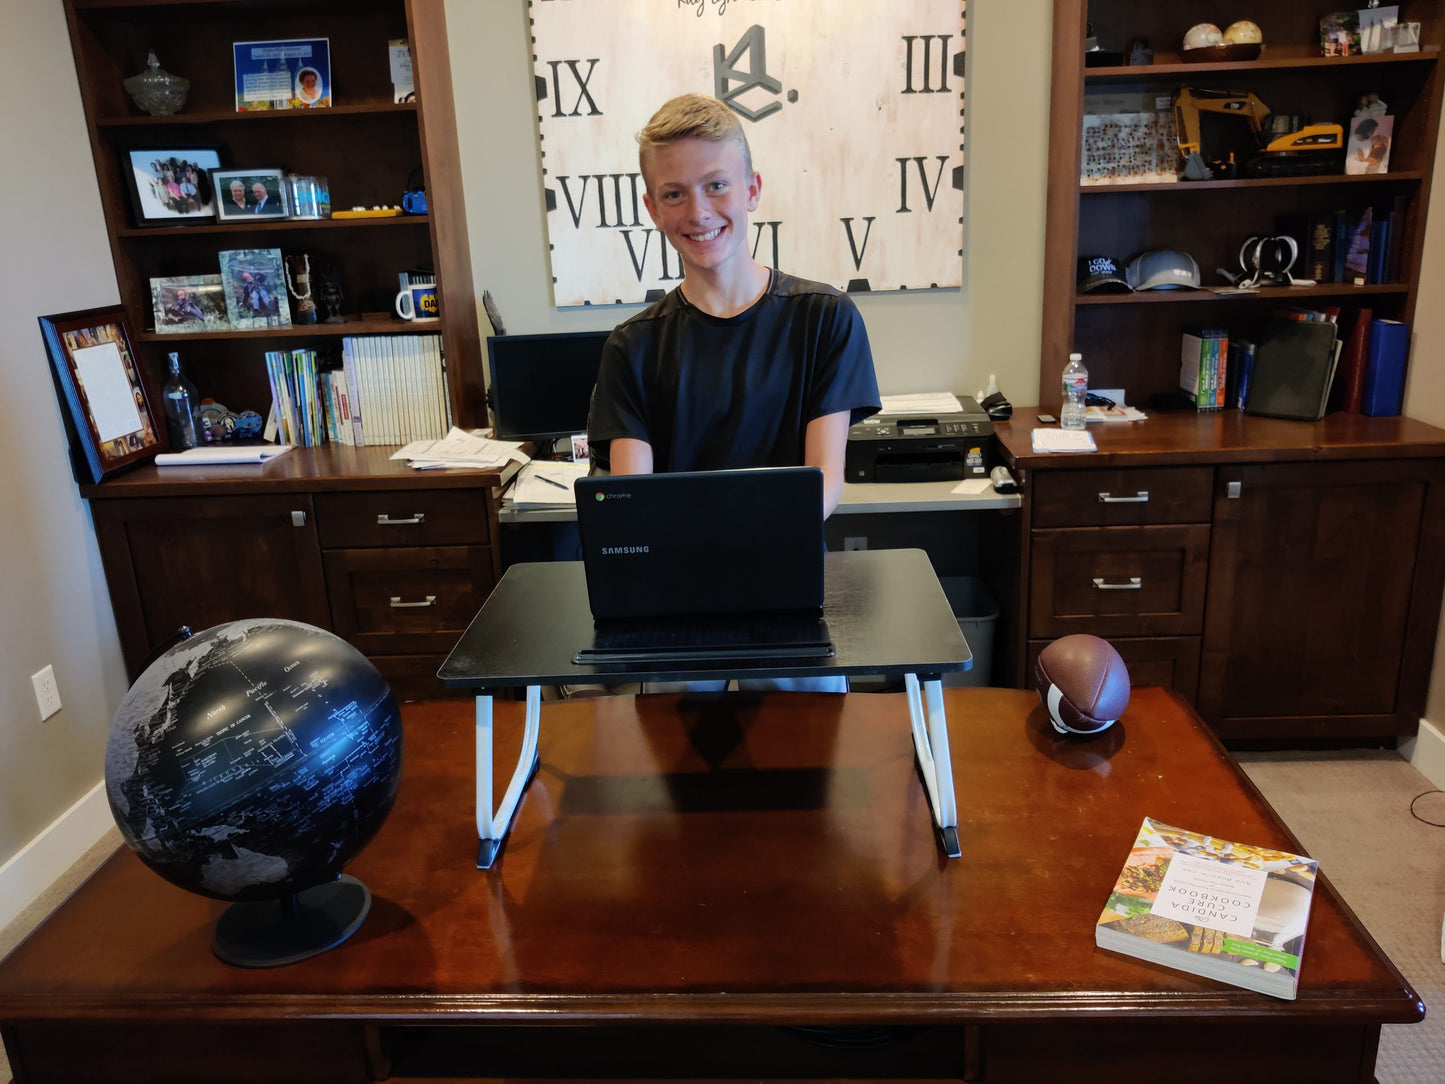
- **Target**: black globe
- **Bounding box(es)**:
[105,619,403,904]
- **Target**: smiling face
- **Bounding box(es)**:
[251,182,268,203]
[230,181,246,205]
[641,136,761,285]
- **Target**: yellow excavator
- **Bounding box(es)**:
[1173,88,1345,179]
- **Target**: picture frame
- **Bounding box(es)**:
[218,248,293,330]
[38,307,164,483]
[122,146,223,227]
[211,168,289,220]
[233,38,332,111]
[150,274,230,334]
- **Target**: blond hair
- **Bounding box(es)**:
[637,94,753,177]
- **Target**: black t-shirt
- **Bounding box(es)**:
[588,270,881,471]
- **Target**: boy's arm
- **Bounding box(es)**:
[607,437,654,475]
[804,410,851,518]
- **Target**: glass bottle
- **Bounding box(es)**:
[162,352,201,450]
[1060,352,1088,431]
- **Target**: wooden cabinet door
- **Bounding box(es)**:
[1198,461,1443,740]
[91,495,330,679]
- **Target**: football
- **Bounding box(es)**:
[1034,634,1130,736]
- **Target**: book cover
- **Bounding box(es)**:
[1362,319,1410,416]
[1367,217,1391,284]
[1335,308,1373,412]
[1231,338,1257,410]
[1245,318,1340,420]
[1305,211,1336,283]
[1178,330,1208,407]
[1343,207,1374,285]
[1096,817,1318,1000]
[1332,209,1348,283]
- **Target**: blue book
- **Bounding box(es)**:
[1362,320,1409,417]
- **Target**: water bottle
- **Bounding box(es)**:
[162,352,201,450]
[1060,352,1088,431]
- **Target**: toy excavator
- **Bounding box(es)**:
[1173,87,1345,179]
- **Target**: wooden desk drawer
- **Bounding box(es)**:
[324,545,495,654]
[1032,467,1213,527]
[1029,525,1209,638]
[315,490,490,548]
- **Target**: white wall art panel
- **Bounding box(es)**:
[530,0,966,306]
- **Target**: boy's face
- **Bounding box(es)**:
[642,136,760,280]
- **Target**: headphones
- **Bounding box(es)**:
[1237,234,1299,288]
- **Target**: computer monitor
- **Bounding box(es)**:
[486,330,611,449]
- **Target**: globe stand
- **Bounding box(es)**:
[212,875,371,968]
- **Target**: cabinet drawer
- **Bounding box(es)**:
[1030,525,1210,638]
[1027,637,1200,701]
[324,545,495,655]
[315,490,491,548]
[1032,467,1213,527]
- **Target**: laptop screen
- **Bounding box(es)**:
[574,467,825,622]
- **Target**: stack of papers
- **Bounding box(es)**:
[390,427,529,470]
[504,461,590,507]
[155,444,292,467]
[1086,404,1148,422]
[1031,428,1097,453]
[878,391,964,416]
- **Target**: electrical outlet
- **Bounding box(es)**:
[843,536,868,551]
[32,665,61,721]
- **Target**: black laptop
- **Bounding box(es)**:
[572,466,834,663]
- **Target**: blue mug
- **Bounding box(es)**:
[395,283,439,321]
[401,189,428,215]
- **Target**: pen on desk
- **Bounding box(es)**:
[536,474,571,491]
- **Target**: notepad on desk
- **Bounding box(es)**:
[1031,428,1097,453]
[154,444,292,466]
[504,460,590,507]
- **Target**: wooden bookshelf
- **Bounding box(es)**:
[62,0,485,429]
[1041,0,1445,408]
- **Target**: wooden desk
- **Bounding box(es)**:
[0,688,1421,1082]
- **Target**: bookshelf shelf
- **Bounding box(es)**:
[1084,43,1440,79]
[95,102,418,127]
[1080,172,1425,194]
[1075,284,1408,306]
[117,215,429,238]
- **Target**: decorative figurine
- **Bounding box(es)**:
[284,253,319,325]
[124,51,190,116]
[317,262,346,324]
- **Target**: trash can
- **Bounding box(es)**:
[938,576,997,687]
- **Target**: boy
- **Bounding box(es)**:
[588,93,880,517]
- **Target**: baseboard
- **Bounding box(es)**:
[0,780,115,933]
[1401,717,1445,790]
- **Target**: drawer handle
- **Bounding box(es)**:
[377,513,426,526]
[1098,490,1149,503]
[1093,577,1142,591]
[390,595,438,608]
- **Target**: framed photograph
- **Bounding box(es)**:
[218,248,292,330]
[211,168,289,219]
[150,274,230,334]
[1320,11,1361,56]
[233,38,331,111]
[38,307,164,483]
[1346,114,1394,175]
[123,147,223,227]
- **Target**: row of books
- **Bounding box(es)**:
[337,334,451,446]
[1277,198,1406,287]
[264,349,324,447]
[1179,308,1410,419]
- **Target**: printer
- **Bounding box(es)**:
[845,398,996,483]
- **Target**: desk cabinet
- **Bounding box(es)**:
[1001,412,1445,742]
[83,449,508,700]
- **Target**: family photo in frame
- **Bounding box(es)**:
[123,147,222,226]
[150,274,230,334]
[211,168,289,219]
[38,307,164,482]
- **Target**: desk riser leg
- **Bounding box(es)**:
[476,686,544,870]
[905,674,961,858]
